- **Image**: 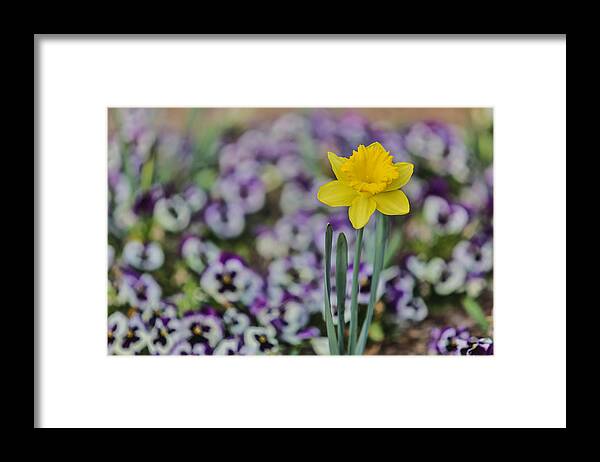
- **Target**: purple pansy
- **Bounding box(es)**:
[396,297,428,324]
[118,270,162,311]
[453,236,493,275]
[223,307,251,336]
[406,255,466,295]
[122,240,165,271]
[460,337,494,355]
[108,312,148,355]
[256,293,314,345]
[170,339,210,355]
[154,194,192,232]
[423,195,469,235]
[200,253,263,306]
[240,325,279,355]
[140,300,178,329]
[433,260,467,296]
[204,200,245,239]
[273,211,314,253]
[107,311,128,355]
[429,326,471,355]
[255,227,289,260]
[384,267,416,308]
[279,175,320,215]
[267,252,321,300]
[175,309,224,353]
[213,336,244,355]
[180,235,220,274]
[146,316,181,355]
[132,185,164,217]
[216,171,266,214]
[404,120,470,182]
[183,184,208,215]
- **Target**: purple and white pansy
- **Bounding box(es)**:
[108,312,148,355]
[118,270,162,311]
[200,253,263,306]
[154,194,192,232]
[422,195,469,235]
[204,200,245,239]
[122,240,165,271]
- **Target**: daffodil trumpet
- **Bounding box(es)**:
[319,143,413,355]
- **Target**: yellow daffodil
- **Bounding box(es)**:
[317,142,414,229]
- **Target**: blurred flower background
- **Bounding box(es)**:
[108,108,493,355]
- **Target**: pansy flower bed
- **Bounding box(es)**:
[107,108,493,355]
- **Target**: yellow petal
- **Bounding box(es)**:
[348,195,376,229]
[327,152,348,181]
[317,180,357,207]
[373,190,410,215]
[385,162,414,191]
[367,141,387,153]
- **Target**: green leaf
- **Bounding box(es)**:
[383,228,403,268]
[335,232,348,355]
[322,224,338,355]
[194,169,217,190]
[463,296,489,331]
[348,227,364,355]
[477,133,493,165]
[139,158,155,192]
[356,213,387,355]
[368,322,385,342]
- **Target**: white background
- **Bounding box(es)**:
[37,36,566,428]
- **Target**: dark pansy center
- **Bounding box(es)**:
[438,211,450,226]
[445,337,458,352]
[192,324,203,336]
[122,327,140,348]
[127,307,138,318]
[167,205,180,218]
[189,322,210,345]
[153,327,172,347]
[359,275,372,293]
[440,269,451,283]
[472,246,483,262]
[219,206,229,223]
[216,271,237,293]
[134,282,148,301]
[464,340,491,355]
[289,268,301,283]
[139,247,150,263]
[255,333,274,352]
[147,309,162,328]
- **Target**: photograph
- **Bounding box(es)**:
[36,35,566,429]
[107,107,494,356]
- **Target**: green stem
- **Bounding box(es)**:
[348,227,364,355]
[335,233,348,355]
[322,224,338,354]
[356,213,387,355]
